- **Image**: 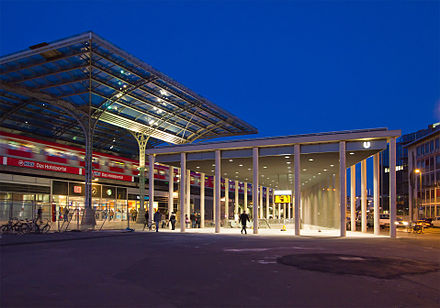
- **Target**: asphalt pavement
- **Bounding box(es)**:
[1,230,439,307]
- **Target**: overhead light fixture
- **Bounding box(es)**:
[308,158,314,162]
[212,164,215,167]
[363,141,371,149]
[229,159,233,162]
[239,164,243,167]
[196,166,200,169]
[350,152,355,155]
[286,162,291,164]
[330,164,334,167]
[323,169,327,171]
[302,168,307,171]
[285,156,290,159]
[263,166,267,169]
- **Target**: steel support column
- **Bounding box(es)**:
[148,155,155,226]
[134,133,149,224]
[225,178,229,221]
[168,167,174,229]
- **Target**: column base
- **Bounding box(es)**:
[136,207,146,224]
[81,207,96,230]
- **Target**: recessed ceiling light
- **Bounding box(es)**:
[288,166,291,169]
[323,169,327,171]
[224,173,227,175]
[239,164,243,167]
[286,162,291,164]
[308,158,314,162]
[318,172,321,175]
[196,166,200,169]
[248,168,251,171]
[235,171,239,174]
[229,159,233,162]
[211,170,214,172]
[302,168,307,171]
[350,152,355,155]
[212,164,215,167]
[330,164,334,167]
[285,156,290,159]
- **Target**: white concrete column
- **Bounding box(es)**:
[168,167,173,229]
[361,159,367,233]
[389,137,397,238]
[294,144,301,235]
[225,178,229,221]
[180,153,186,232]
[215,150,221,233]
[283,203,286,219]
[266,188,270,219]
[350,165,356,232]
[234,180,239,219]
[186,169,191,221]
[339,141,346,237]
[259,186,263,219]
[288,202,291,219]
[148,154,155,226]
[373,153,380,235]
[272,191,276,218]
[200,172,205,228]
[252,147,259,234]
[213,176,216,222]
[244,182,248,213]
[278,203,281,219]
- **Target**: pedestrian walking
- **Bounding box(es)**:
[143,210,150,231]
[37,207,43,223]
[190,213,196,228]
[154,210,161,232]
[185,214,190,228]
[63,207,69,222]
[170,212,176,230]
[239,211,250,234]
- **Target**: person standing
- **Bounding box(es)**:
[170,212,176,230]
[239,211,250,234]
[154,210,161,232]
[143,210,150,231]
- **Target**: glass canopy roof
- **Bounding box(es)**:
[0,32,257,158]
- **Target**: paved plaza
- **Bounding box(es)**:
[1,230,440,307]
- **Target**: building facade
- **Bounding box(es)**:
[407,128,440,220]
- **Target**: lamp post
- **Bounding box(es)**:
[414,169,422,220]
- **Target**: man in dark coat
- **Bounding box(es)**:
[239,211,250,234]
[153,210,161,232]
[143,210,150,231]
[170,212,176,230]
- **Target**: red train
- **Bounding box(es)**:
[0,131,255,194]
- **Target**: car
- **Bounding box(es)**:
[379,214,390,228]
[422,218,433,227]
[394,217,409,228]
[415,220,431,228]
[432,217,440,228]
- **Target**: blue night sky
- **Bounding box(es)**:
[1,0,439,139]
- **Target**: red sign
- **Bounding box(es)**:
[73,186,82,193]
[92,170,133,182]
[7,157,80,174]
[5,157,133,182]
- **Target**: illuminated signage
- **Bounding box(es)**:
[73,186,82,194]
[275,195,291,203]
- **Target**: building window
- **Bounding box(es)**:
[436,138,439,150]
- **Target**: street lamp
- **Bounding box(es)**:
[414,169,422,220]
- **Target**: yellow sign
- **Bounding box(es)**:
[274,195,291,203]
